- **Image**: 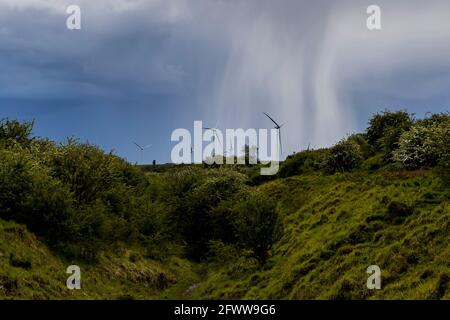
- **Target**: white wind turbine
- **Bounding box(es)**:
[263,112,284,161]
[133,141,152,164]
[203,122,222,158]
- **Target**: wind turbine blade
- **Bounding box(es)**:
[133,142,143,150]
[214,130,222,149]
[143,144,152,149]
[263,112,281,128]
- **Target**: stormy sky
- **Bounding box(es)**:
[1,0,449,163]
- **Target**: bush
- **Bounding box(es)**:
[325,139,363,174]
[207,240,241,264]
[166,167,248,260]
[417,112,450,127]
[361,154,384,172]
[278,149,328,178]
[392,125,436,169]
[366,110,414,159]
[0,149,34,217]
[0,119,34,147]
[50,139,124,204]
[347,133,373,159]
[430,118,450,183]
[0,147,77,244]
[393,117,449,170]
[233,192,283,265]
[0,130,169,260]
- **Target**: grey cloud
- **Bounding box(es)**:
[0,0,449,157]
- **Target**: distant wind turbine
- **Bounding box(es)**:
[133,141,152,164]
[203,122,222,158]
[263,112,284,160]
[228,136,233,156]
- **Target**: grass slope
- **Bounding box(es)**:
[0,219,198,299]
[190,170,449,299]
[0,169,448,299]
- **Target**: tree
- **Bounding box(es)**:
[233,193,283,265]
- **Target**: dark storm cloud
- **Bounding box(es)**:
[0,0,449,161]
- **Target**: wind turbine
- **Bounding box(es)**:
[263,112,284,160]
[203,123,222,158]
[227,136,233,157]
[133,141,152,164]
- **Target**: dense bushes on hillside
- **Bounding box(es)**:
[0,118,287,263]
[0,144,76,243]
[279,110,448,179]
[0,110,448,265]
[159,167,285,263]
[0,120,167,260]
[163,167,249,259]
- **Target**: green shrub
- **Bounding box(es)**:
[0,119,34,147]
[325,139,363,174]
[417,112,450,127]
[366,110,414,160]
[207,240,241,264]
[50,139,123,204]
[0,147,78,244]
[0,149,34,217]
[166,167,248,260]
[278,149,328,178]
[427,117,450,182]
[361,154,384,172]
[393,118,449,170]
[233,192,283,265]
[392,125,436,169]
[347,133,373,159]
[0,131,168,260]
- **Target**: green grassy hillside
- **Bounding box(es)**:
[1,170,448,299]
[0,218,200,299]
[190,171,449,299]
[0,111,449,299]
